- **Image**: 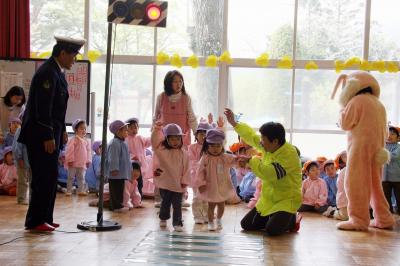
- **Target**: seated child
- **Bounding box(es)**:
[57,151,68,193]
[0,147,17,196]
[334,166,349,221]
[298,160,328,213]
[322,159,338,207]
[4,117,21,147]
[85,141,102,193]
[239,171,257,203]
[123,160,143,209]
[316,156,327,178]
[247,177,262,209]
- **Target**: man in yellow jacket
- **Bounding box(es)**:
[224,108,302,236]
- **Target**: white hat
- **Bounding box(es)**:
[54,36,86,53]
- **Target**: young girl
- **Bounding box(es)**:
[4,117,21,147]
[125,117,151,197]
[194,129,238,231]
[0,147,18,196]
[188,121,211,224]
[106,120,132,212]
[64,119,91,196]
[153,70,198,147]
[123,160,143,209]
[152,122,190,232]
[299,161,328,213]
[334,166,349,221]
[85,141,102,193]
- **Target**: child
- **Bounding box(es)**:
[316,156,327,178]
[298,160,328,213]
[334,166,349,221]
[194,129,238,231]
[123,160,143,209]
[125,117,151,198]
[334,151,347,170]
[152,122,190,232]
[106,120,132,212]
[322,160,338,207]
[4,117,21,147]
[64,119,91,196]
[382,126,400,215]
[57,151,68,193]
[85,141,102,193]
[229,142,250,196]
[153,70,198,146]
[188,121,211,224]
[0,147,17,196]
[12,125,31,204]
[247,177,262,209]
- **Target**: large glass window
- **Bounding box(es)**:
[228,0,294,58]
[228,68,292,128]
[30,0,84,52]
[375,73,400,126]
[90,0,154,55]
[157,0,224,56]
[296,0,365,60]
[369,0,400,60]
[293,70,344,130]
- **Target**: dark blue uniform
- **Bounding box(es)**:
[19,57,69,228]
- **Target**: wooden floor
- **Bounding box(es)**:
[0,193,399,266]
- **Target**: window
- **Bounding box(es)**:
[292,133,347,159]
[157,0,224,56]
[369,0,400,60]
[375,73,400,126]
[30,0,84,52]
[296,0,365,60]
[293,70,344,130]
[228,68,292,128]
[228,0,294,58]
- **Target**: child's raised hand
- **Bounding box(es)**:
[217,116,225,128]
[155,120,163,127]
[224,108,237,127]
[208,113,213,124]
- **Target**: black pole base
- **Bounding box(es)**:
[77,220,122,232]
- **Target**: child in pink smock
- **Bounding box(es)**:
[123,160,143,209]
[152,122,190,232]
[0,147,17,196]
[125,117,151,198]
[65,119,91,196]
[298,160,328,213]
[194,129,238,231]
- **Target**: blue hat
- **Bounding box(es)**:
[125,117,139,124]
[2,146,13,156]
[162,123,184,136]
[206,129,225,144]
[109,120,128,135]
[54,36,86,54]
[72,119,85,130]
[92,141,102,151]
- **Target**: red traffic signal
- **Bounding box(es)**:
[146,3,161,21]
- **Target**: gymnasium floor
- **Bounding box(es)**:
[0,194,399,266]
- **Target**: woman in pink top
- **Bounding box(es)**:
[298,160,329,213]
[125,117,151,197]
[0,147,17,196]
[151,122,190,232]
[194,129,239,231]
[64,119,91,196]
[188,121,212,224]
[153,70,197,147]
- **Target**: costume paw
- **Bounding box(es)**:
[369,219,394,230]
[336,221,368,231]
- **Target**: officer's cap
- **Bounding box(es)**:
[54,36,86,54]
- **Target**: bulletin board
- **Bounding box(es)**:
[0,57,91,125]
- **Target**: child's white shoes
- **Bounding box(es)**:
[159,220,167,227]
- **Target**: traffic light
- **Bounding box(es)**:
[108,0,168,28]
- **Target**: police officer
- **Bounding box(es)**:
[19,36,85,231]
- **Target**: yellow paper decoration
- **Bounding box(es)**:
[88,50,101,63]
[156,52,170,65]
[255,53,270,67]
[170,53,183,68]
[334,60,346,73]
[38,51,51,58]
[30,52,40,58]
[277,56,293,69]
[370,61,386,73]
[76,54,83,60]
[344,57,361,68]
[219,51,233,64]
[359,60,371,71]
[305,61,318,70]
[386,62,399,73]
[186,54,199,68]
[205,55,218,67]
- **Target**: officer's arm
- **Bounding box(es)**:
[33,72,57,141]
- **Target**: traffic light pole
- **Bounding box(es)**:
[77,22,121,231]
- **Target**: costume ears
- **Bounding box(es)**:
[331,74,347,100]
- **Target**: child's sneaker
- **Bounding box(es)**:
[173,225,183,232]
[127,201,134,210]
[216,219,222,229]
[208,222,216,231]
[194,218,204,224]
[322,206,335,217]
[114,207,129,213]
[290,212,302,232]
[159,220,167,227]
